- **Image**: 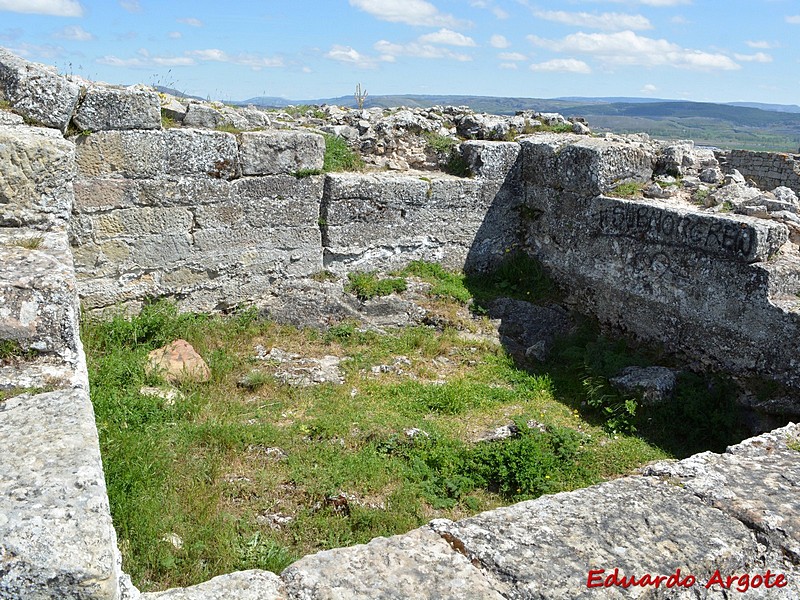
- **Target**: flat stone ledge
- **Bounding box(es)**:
[73,87,161,132]
[281,528,505,600]
[0,389,120,600]
[140,570,286,600]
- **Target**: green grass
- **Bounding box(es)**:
[608,182,644,199]
[345,272,407,301]
[322,134,363,172]
[84,263,751,592]
[215,123,243,134]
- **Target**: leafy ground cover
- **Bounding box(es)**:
[83,258,749,591]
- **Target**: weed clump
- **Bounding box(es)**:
[345,272,407,301]
[323,134,363,172]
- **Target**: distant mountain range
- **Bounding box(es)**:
[156,86,800,153]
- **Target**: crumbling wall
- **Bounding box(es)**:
[719,149,800,195]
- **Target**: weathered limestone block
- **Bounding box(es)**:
[461,140,520,180]
[521,134,654,195]
[644,423,800,564]
[230,175,324,227]
[92,207,192,241]
[590,195,788,263]
[239,131,324,176]
[282,528,504,600]
[141,570,285,600]
[0,243,80,357]
[0,47,81,131]
[73,87,161,131]
[429,475,782,599]
[0,109,23,125]
[0,389,121,600]
[182,103,222,129]
[75,130,167,179]
[165,129,239,179]
[0,125,75,229]
[323,173,472,272]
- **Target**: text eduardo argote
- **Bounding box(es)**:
[586,567,788,593]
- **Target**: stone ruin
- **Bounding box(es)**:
[1,47,799,598]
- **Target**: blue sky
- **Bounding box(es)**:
[1,0,799,105]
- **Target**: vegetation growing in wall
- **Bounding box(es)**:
[345,271,407,300]
[608,181,644,199]
[322,134,363,172]
[84,259,752,591]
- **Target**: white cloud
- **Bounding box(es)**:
[177,17,203,27]
[528,30,740,71]
[168,31,182,39]
[498,52,526,61]
[786,15,800,24]
[53,25,94,41]
[530,58,591,73]
[534,10,652,31]
[188,48,284,69]
[641,83,657,94]
[119,0,140,12]
[746,40,775,49]
[499,62,518,70]
[325,45,379,69]
[493,7,509,19]
[418,28,476,47]
[374,39,472,61]
[605,0,689,5]
[98,54,193,68]
[734,52,772,63]
[490,34,510,48]
[349,0,466,28]
[0,0,82,17]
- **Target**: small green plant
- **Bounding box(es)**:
[399,261,471,304]
[237,370,271,391]
[584,376,638,434]
[323,134,363,172]
[345,272,407,301]
[465,252,561,307]
[354,83,368,110]
[6,236,44,250]
[692,188,710,205]
[0,99,11,110]
[161,110,178,129]
[444,149,471,178]
[423,132,457,155]
[608,182,643,199]
[0,340,38,362]
[788,437,800,452]
[720,200,733,213]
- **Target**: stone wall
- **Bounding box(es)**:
[719,149,800,195]
[3,48,800,599]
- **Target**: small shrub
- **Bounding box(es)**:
[444,149,471,178]
[345,272,407,301]
[399,260,471,304]
[584,376,638,434]
[608,182,643,199]
[161,111,178,129]
[788,437,800,452]
[0,340,36,361]
[237,370,271,391]
[6,236,44,250]
[294,168,323,179]
[310,270,337,283]
[423,132,457,155]
[323,134,363,172]
[465,252,561,307]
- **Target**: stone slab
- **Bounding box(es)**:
[73,87,161,131]
[141,570,285,600]
[0,125,75,229]
[0,47,81,132]
[0,389,120,600]
[239,131,324,176]
[281,528,504,600]
[429,476,782,599]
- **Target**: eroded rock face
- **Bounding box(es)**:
[73,87,161,132]
[0,47,81,131]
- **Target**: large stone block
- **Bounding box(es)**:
[0,125,75,229]
[0,48,81,132]
[590,195,788,263]
[141,570,285,600]
[521,134,654,195]
[0,389,121,600]
[73,86,161,131]
[282,528,504,600]
[229,174,324,227]
[461,140,521,180]
[75,130,166,179]
[239,131,324,176]
[165,129,239,179]
[0,242,80,357]
[92,207,192,240]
